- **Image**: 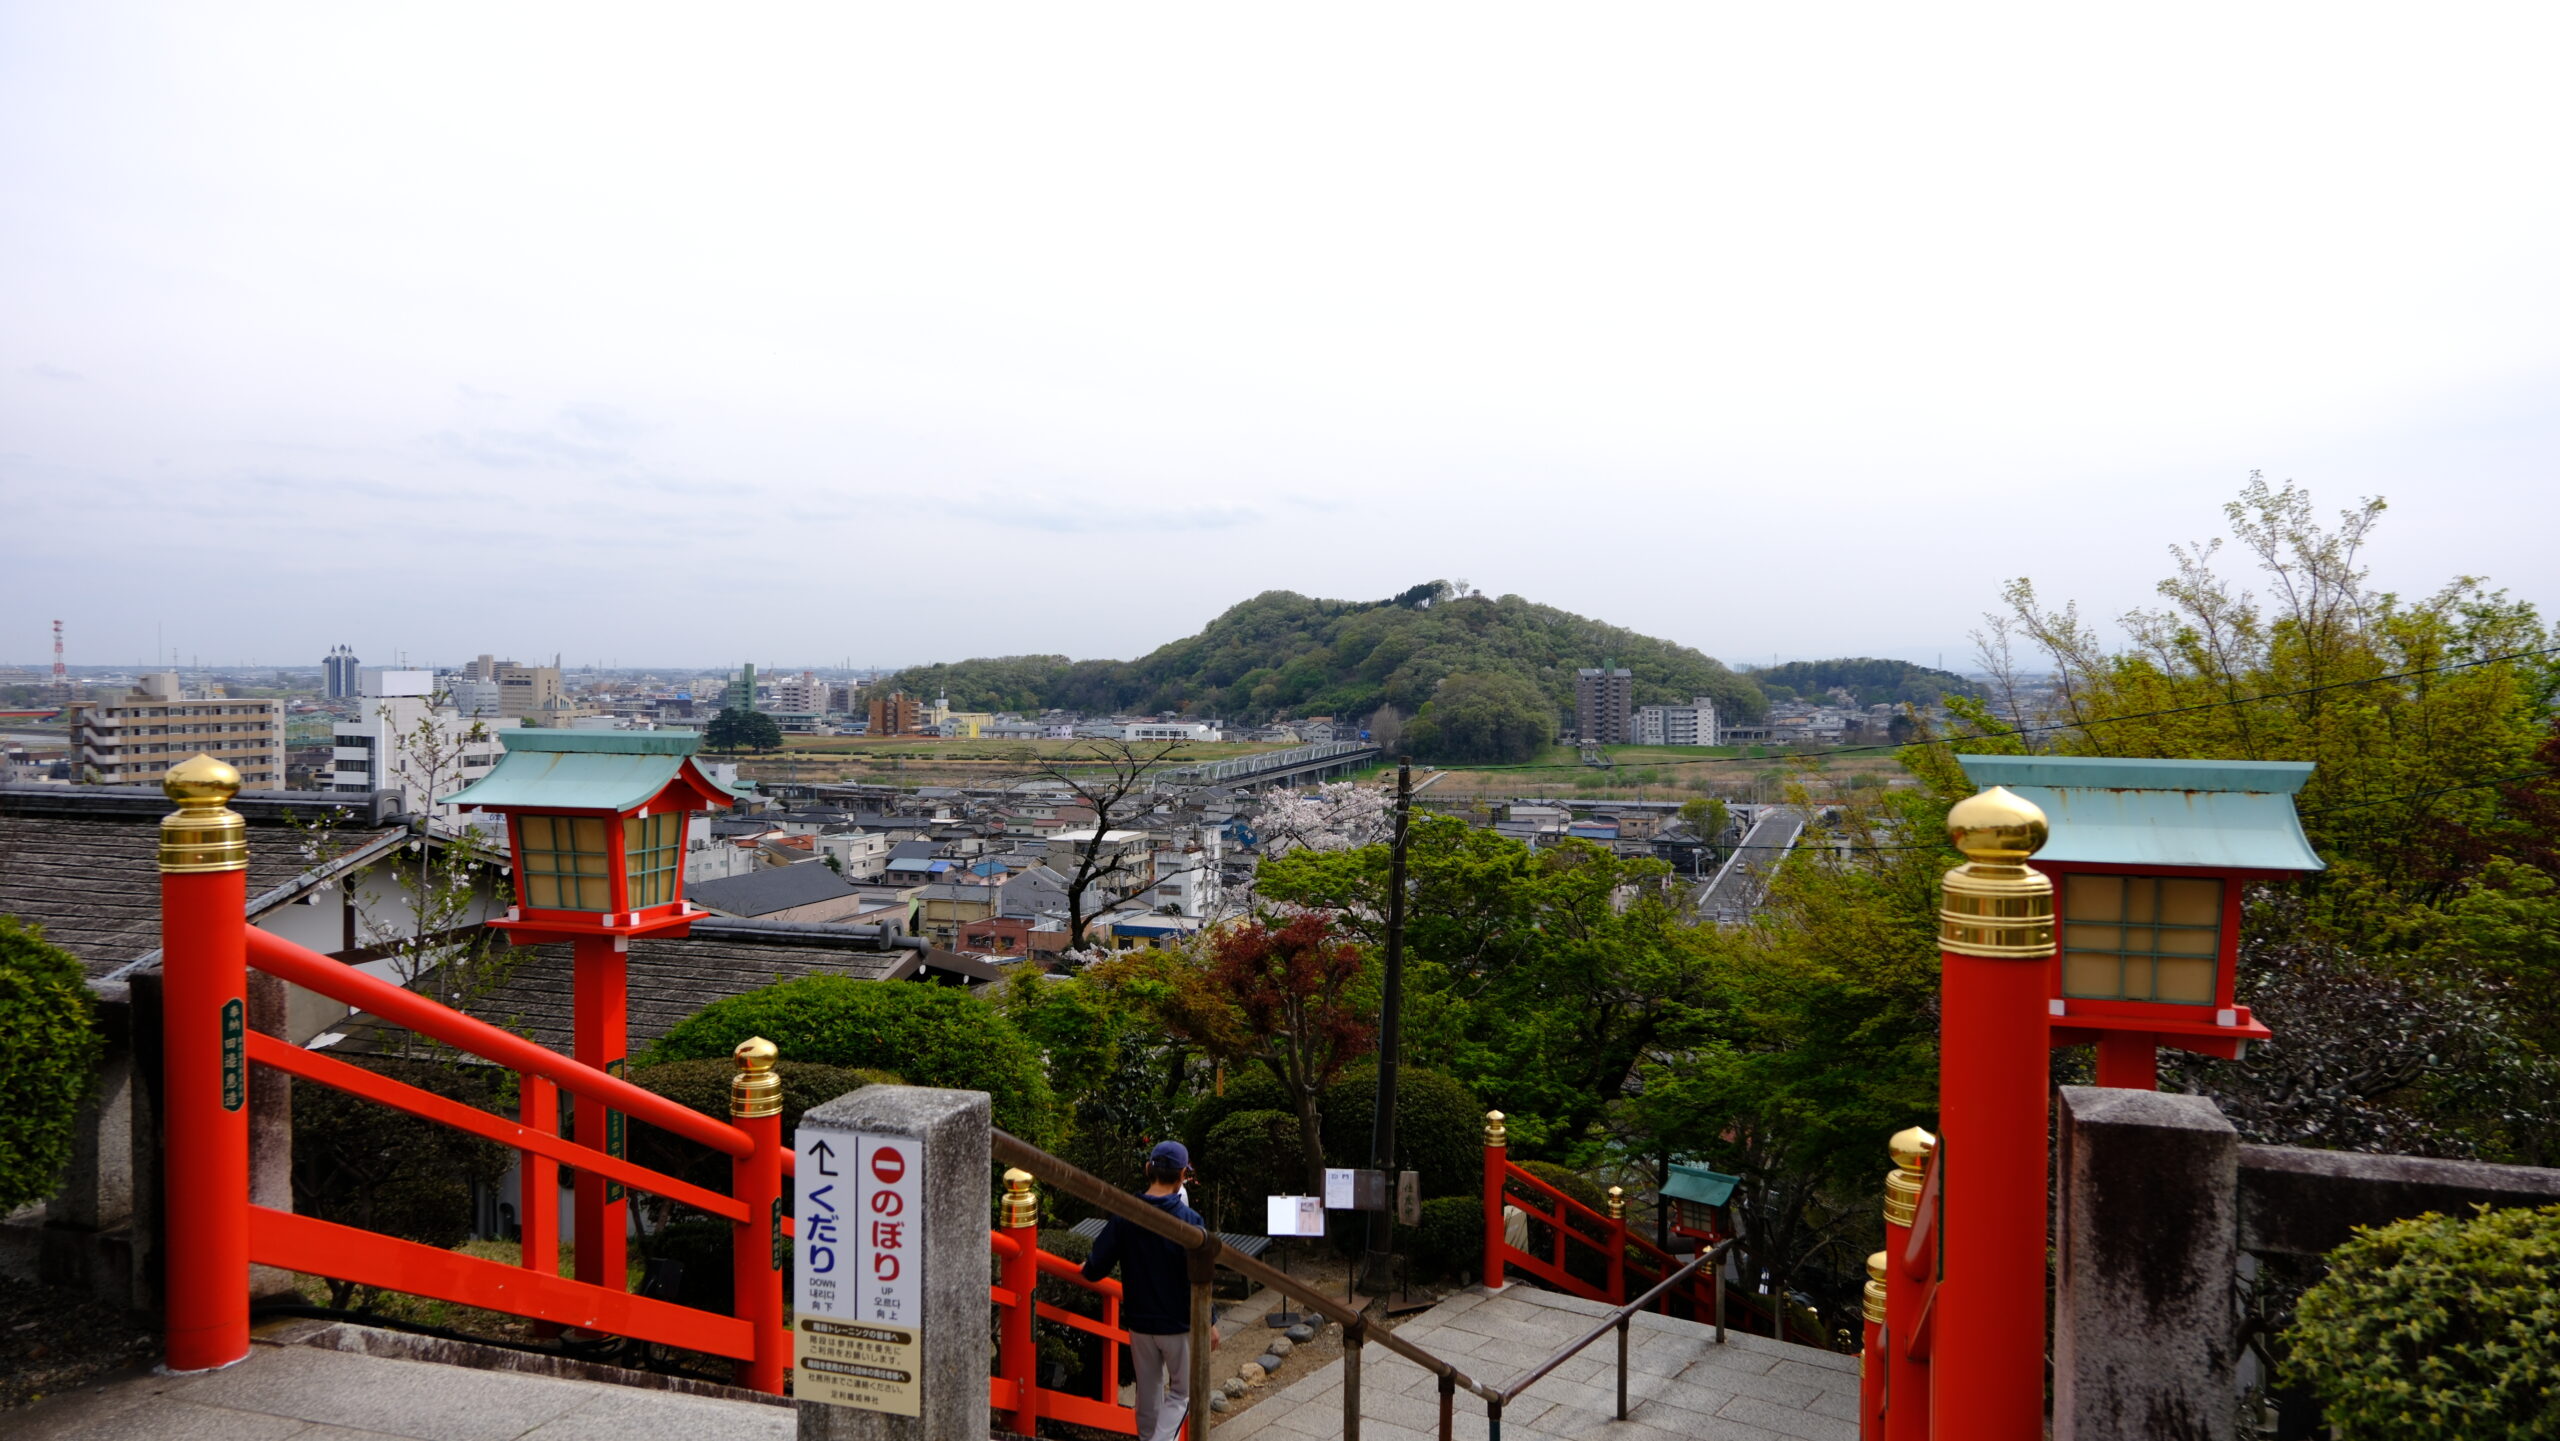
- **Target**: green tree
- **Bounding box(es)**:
[704,706,783,753]
[1403,670,1553,764]
[0,917,101,1212]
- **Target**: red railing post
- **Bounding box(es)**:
[1604,1187,1627,1303]
[521,1073,558,1275]
[1482,1110,1507,1291]
[1860,1252,1889,1440]
[159,757,252,1372]
[571,932,628,1296]
[998,1169,1041,1436]
[1881,1128,1934,1441]
[1934,790,2055,1441]
[728,1039,787,1395]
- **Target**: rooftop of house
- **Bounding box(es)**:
[683,858,862,918]
[0,783,412,979]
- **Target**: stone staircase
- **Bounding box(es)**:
[1219,1286,1859,1441]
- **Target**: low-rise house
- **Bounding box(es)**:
[685,860,873,923]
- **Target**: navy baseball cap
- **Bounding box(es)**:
[1149,1140,1191,1170]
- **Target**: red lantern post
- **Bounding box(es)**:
[441,730,746,1295]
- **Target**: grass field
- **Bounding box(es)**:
[1383,741,1915,806]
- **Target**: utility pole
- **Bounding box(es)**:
[1362,758,1414,1291]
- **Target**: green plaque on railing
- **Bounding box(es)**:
[605,1058,627,1202]
[219,998,246,1112]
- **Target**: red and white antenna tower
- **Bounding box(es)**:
[52,619,67,698]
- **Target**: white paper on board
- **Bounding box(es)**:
[1324,1168,1355,1209]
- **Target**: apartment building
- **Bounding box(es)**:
[1635,696,1720,747]
[868,691,929,737]
[1574,666,1634,745]
[69,672,285,789]
[329,668,513,817]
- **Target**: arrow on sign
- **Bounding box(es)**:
[810,1139,839,1176]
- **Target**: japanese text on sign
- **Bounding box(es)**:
[794,1127,925,1415]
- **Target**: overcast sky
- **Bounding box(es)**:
[5,4,2555,676]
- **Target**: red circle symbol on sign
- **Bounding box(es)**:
[870,1147,906,1184]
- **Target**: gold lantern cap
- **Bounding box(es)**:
[1483,1110,1507,1146]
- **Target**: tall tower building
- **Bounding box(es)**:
[1574,665,1634,745]
[323,644,361,699]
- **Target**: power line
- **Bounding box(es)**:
[1455,643,2560,774]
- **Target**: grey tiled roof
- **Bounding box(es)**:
[0,784,406,979]
[683,860,860,918]
[332,923,914,1058]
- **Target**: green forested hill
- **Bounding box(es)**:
[1747,657,1980,707]
[884,582,1765,727]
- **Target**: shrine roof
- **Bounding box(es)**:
[1956,755,2323,873]
[440,728,748,813]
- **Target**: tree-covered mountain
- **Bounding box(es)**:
[884,582,1766,728]
[1746,657,1980,708]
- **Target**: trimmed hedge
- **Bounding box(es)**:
[1410,1194,1484,1281]
[2284,1203,2560,1440]
[643,977,1059,1145]
[1318,1062,1483,1203]
[0,917,100,1211]
[292,1059,511,1270]
[1185,1062,1484,1203]
[628,1057,899,1197]
[1201,1109,1304,1223]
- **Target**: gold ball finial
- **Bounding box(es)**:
[1881,1125,1936,1228]
[1863,1251,1889,1324]
[1000,1167,1039,1228]
[730,1036,781,1117]
[1606,1186,1625,1221]
[1888,1126,1937,1175]
[1945,785,2047,865]
[164,753,243,805]
[159,753,248,873]
[1484,1110,1507,1147]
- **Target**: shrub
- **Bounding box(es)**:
[1183,1066,1291,1158]
[0,917,101,1211]
[2283,1203,2560,1440]
[1318,1063,1484,1204]
[1200,1109,1304,1231]
[1410,1194,1484,1281]
[627,1057,898,1198]
[643,977,1058,1145]
[291,1058,511,1306]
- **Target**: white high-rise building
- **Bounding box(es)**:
[332,668,516,817]
[1635,697,1720,747]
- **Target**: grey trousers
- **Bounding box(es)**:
[1130,1330,1191,1441]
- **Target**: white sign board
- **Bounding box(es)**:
[1323,1168,1356,1210]
[1266,1194,1326,1238]
[795,1129,924,1416]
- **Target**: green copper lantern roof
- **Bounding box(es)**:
[1662,1163,1739,1208]
[439,728,749,813]
[1955,755,2322,873]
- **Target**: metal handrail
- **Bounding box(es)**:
[993,1128,1499,1441]
[1485,1239,1732,1439]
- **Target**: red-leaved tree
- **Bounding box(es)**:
[1163,914,1375,1192]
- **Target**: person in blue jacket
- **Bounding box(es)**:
[1082,1140,1206,1441]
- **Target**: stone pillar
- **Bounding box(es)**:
[2053,1085,2239,1441]
[797,1085,991,1441]
[245,968,297,1301]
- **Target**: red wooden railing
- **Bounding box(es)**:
[990,1218,1155,1436]
[216,927,790,1390]
[1863,1130,1938,1441]
[1481,1123,1822,1348]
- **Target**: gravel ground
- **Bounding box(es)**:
[0,1280,157,1412]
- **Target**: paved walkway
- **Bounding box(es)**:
[1216,1286,1859,1441]
[10,1327,792,1441]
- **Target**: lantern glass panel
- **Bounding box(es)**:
[624,811,683,909]
[517,813,613,911]
[2060,875,2225,1005]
